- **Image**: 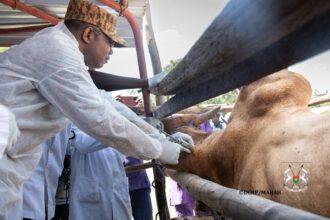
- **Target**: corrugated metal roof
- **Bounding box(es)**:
[0,0,147,47]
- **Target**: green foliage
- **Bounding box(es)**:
[127,89,139,96]
[202,90,239,105]
[163,59,181,73]
[309,102,330,108]
[163,58,238,105]
[0,47,8,53]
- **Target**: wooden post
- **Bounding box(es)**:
[154,0,330,118]
[144,2,170,220]
[145,2,166,106]
[308,95,330,106]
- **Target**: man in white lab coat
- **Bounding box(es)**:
[0,0,187,218]
[69,125,131,220]
[68,91,194,220]
[22,125,72,220]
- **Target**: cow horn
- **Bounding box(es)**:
[162,107,221,133]
[162,114,197,133]
[194,106,221,126]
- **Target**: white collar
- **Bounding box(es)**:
[56,21,79,48]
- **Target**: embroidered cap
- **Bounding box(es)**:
[65,0,127,47]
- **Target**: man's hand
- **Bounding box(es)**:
[158,132,194,165]
[158,139,181,165]
[172,132,194,146]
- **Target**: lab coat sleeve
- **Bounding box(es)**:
[36,66,180,164]
[0,104,20,159]
[100,91,165,140]
[71,126,108,154]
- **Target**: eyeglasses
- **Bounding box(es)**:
[91,27,115,47]
[106,38,116,48]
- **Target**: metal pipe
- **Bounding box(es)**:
[125,161,153,173]
[98,0,152,115]
[0,0,59,25]
[168,170,328,220]
[0,24,52,35]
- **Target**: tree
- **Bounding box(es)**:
[203,90,238,105]
[163,59,238,105]
[0,47,8,53]
[164,59,182,73]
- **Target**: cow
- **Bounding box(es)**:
[163,69,330,217]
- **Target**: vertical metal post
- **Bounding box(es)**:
[98,0,152,115]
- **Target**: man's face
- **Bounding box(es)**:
[212,114,220,123]
[84,27,114,69]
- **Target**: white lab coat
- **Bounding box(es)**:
[0,22,179,219]
[69,126,132,220]
[22,125,71,220]
[0,104,19,159]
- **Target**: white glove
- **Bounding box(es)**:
[148,71,166,88]
[158,138,181,165]
[172,132,194,146]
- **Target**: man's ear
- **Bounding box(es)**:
[81,27,94,44]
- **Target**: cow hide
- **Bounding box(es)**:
[165,69,330,217]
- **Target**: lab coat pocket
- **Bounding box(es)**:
[77,178,100,203]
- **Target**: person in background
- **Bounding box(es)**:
[210,113,223,131]
[198,120,213,133]
[124,157,153,220]
[169,120,213,218]
[67,90,193,220]
[22,125,71,220]
[52,144,72,220]
[169,180,195,218]
[69,125,131,220]
[210,112,231,131]
[0,0,186,218]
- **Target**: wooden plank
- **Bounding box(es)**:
[152,0,330,96]
[167,170,328,220]
[309,95,330,106]
[124,161,153,173]
[155,1,330,118]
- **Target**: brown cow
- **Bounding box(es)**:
[164,69,330,217]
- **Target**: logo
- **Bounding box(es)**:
[283,163,309,192]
